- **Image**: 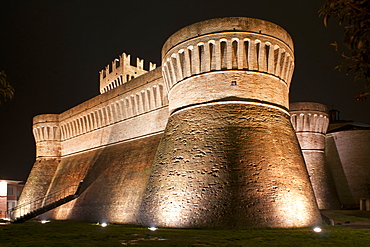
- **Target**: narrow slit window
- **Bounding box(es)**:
[209,42,215,70]
[279,52,286,76]
[179,51,186,77]
[221,41,227,69]
[256,42,260,70]
[244,40,249,69]
[188,48,193,75]
[265,44,270,71]
[232,40,238,69]
[274,47,279,73]
[171,56,178,79]
[198,44,204,72]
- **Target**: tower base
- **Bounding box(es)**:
[138,102,321,228]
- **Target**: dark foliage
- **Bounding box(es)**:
[0,71,14,105]
[319,0,370,100]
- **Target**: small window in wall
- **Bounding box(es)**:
[7,186,14,196]
[221,41,227,69]
[256,42,261,68]
[265,44,270,70]
[244,40,250,69]
[232,40,238,69]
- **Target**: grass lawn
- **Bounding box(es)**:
[1,218,370,246]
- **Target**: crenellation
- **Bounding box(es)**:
[149,62,157,71]
[99,52,156,94]
[136,57,144,70]
[21,17,369,229]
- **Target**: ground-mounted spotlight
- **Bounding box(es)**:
[148,226,157,231]
[313,227,322,233]
[101,222,108,227]
[41,220,50,224]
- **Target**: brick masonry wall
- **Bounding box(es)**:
[16,158,60,217]
[138,103,321,228]
[42,133,162,223]
[326,130,370,208]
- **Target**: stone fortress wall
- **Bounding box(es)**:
[137,17,321,228]
[326,128,370,208]
[19,61,170,223]
[18,17,370,228]
[33,66,168,157]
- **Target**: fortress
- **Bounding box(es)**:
[16,17,370,228]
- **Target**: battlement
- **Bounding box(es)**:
[99,52,156,94]
[32,67,168,157]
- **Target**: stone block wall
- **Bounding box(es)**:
[18,66,169,218]
[138,17,321,228]
[138,103,321,228]
[20,17,370,228]
[326,130,370,208]
[42,134,162,223]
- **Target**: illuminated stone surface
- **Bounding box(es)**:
[43,134,162,223]
[326,130,370,208]
[138,17,321,228]
[290,102,340,210]
[138,103,321,228]
[20,17,370,228]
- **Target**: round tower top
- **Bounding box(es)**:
[162,17,294,57]
[290,102,328,114]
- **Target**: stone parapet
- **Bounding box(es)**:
[162,17,294,112]
[290,102,329,134]
[99,52,156,94]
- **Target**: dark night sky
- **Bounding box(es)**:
[0,0,369,182]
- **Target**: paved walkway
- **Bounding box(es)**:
[321,210,370,229]
[335,221,370,229]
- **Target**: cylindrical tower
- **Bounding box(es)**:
[290,102,340,209]
[16,114,61,218]
[33,114,61,157]
[138,17,321,228]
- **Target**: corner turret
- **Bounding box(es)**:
[33,114,61,157]
[290,102,340,209]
